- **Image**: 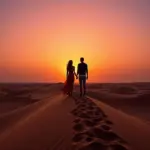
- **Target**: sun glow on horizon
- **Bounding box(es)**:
[0,0,150,82]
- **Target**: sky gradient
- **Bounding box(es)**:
[0,0,150,82]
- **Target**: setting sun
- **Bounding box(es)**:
[0,0,150,82]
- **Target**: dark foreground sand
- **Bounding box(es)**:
[0,83,150,150]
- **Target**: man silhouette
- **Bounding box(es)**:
[77,57,88,96]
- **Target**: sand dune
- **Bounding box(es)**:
[0,84,62,114]
[0,92,61,134]
[0,94,132,150]
[0,94,73,150]
[90,96,150,150]
[0,83,150,150]
[87,83,150,122]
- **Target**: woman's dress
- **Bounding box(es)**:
[63,67,75,94]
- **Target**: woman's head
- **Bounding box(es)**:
[67,60,73,69]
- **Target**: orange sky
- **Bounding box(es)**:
[0,0,150,82]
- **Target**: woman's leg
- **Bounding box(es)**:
[70,83,73,96]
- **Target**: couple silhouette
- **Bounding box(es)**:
[63,57,88,97]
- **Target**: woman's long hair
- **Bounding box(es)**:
[67,60,73,70]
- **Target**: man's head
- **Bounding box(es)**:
[80,57,84,63]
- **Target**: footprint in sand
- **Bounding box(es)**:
[71,97,130,150]
[73,123,85,132]
[100,124,111,131]
[110,144,128,150]
[79,141,107,150]
[90,127,122,142]
[72,133,86,143]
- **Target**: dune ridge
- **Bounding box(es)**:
[0,92,62,134]
[0,94,75,150]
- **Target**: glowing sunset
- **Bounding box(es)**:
[1,1,150,149]
[0,0,150,82]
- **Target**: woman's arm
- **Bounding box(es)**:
[73,67,78,79]
[66,69,68,79]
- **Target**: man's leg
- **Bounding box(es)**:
[83,77,86,95]
[79,77,83,96]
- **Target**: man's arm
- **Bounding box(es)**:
[77,64,79,76]
[86,64,88,79]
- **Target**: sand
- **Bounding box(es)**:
[87,83,150,123]
[0,83,150,150]
[89,96,150,150]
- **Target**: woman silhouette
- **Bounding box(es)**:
[63,60,78,96]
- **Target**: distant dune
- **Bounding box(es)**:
[87,82,150,122]
[109,85,138,95]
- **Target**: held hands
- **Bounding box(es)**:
[76,75,78,79]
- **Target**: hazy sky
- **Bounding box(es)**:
[0,0,150,82]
